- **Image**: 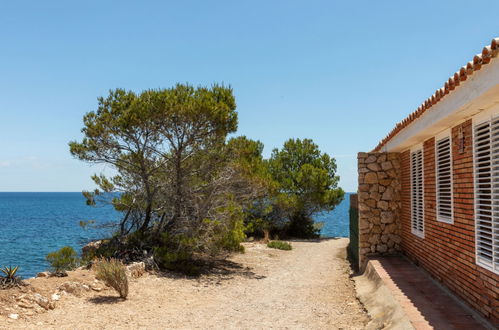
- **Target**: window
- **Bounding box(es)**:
[436,136,453,223]
[411,148,424,237]
[473,118,499,274]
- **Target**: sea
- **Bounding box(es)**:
[0,192,351,278]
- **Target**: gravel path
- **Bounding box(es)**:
[8,238,368,329]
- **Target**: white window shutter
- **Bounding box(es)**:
[474,119,499,274]
[411,149,424,237]
[436,137,453,223]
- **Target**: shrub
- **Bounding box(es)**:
[46,246,80,273]
[267,240,292,250]
[94,258,129,299]
[0,266,23,289]
[0,266,19,280]
[153,233,200,275]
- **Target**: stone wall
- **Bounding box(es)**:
[358,152,401,269]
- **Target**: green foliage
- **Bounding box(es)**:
[70,84,345,273]
[210,202,246,253]
[0,265,23,289]
[0,266,19,280]
[267,241,292,250]
[153,232,200,275]
[268,138,344,238]
[227,136,282,237]
[46,246,80,273]
[94,258,129,299]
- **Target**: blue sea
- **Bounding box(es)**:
[0,192,350,278]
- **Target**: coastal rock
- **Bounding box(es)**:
[59,282,84,296]
[82,240,102,259]
[126,262,146,278]
[32,293,52,310]
[36,272,50,278]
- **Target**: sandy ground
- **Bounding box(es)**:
[1,238,368,330]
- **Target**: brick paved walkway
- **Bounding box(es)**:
[369,257,492,330]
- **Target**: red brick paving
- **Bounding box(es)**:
[369,257,492,330]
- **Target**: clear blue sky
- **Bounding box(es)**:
[1,1,499,192]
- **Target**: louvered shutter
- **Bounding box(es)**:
[474,119,499,274]
[436,137,453,222]
[411,149,424,237]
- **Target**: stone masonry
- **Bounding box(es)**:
[358,152,401,269]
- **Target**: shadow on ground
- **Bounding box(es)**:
[155,258,266,283]
[287,237,343,243]
[87,295,125,305]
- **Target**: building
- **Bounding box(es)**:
[356,37,499,324]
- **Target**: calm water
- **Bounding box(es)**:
[317,193,351,238]
[0,192,350,278]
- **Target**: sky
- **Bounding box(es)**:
[1,1,499,192]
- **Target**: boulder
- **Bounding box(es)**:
[8,314,19,320]
[32,293,52,310]
[82,240,102,259]
[36,272,49,278]
[58,282,84,296]
[126,262,146,278]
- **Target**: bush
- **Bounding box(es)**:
[153,233,200,275]
[0,266,23,289]
[267,240,292,250]
[94,258,129,299]
[0,265,19,280]
[46,246,80,273]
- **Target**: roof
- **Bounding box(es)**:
[374,37,499,152]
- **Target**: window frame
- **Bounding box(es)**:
[435,131,454,224]
[410,144,425,238]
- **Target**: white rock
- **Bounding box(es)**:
[8,314,19,320]
[32,293,51,310]
[51,293,60,301]
[126,261,146,278]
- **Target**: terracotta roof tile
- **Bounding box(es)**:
[374,37,499,152]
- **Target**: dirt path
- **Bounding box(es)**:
[5,238,368,329]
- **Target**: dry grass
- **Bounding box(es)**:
[94,258,128,299]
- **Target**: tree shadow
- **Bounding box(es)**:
[287,237,343,243]
[87,295,124,305]
[155,258,266,283]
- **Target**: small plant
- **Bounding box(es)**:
[94,258,128,299]
[0,266,23,289]
[46,246,80,275]
[1,266,19,279]
[267,240,292,250]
